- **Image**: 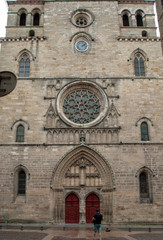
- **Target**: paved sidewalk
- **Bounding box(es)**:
[0,226,163,240]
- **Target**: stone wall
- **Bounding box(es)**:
[0,0,162,224]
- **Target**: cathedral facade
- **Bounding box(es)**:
[0,0,163,224]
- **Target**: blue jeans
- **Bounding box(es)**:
[93,224,101,233]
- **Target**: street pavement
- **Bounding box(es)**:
[0,226,162,240]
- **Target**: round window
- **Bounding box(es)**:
[57,81,108,127]
[70,9,94,28]
[63,89,100,124]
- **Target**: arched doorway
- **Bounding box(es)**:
[65,193,79,223]
[51,146,114,223]
[86,193,100,223]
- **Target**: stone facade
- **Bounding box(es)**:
[0,0,163,224]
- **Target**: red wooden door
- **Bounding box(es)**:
[86,193,100,223]
[65,193,79,223]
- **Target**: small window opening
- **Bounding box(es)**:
[18,170,26,195]
[16,125,24,142]
[142,30,147,37]
[136,14,143,27]
[123,14,129,26]
[141,122,149,141]
[29,30,35,37]
[20,13,26,26]
[33,13,40,26]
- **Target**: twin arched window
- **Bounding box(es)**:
[122,10,144,27]
[16,124,24,142]
[134,53,145,77]
[19,9,40,26]
[19,54,30,77]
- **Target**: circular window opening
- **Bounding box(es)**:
[71,9,94,28]
[63,89,100,124]
[57,81,108,127]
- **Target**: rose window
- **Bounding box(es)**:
[63,90,101,124]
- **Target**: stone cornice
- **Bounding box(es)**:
[16,77,163,80]
[0,36,46,42]
[117,37,161,42]
[0,142,163,146]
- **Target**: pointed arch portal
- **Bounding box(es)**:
[50,145,115,224]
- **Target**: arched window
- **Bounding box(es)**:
[20,13,26,26]
[16,125,24,142]
[136,13,143,26]
[141,122,149,141]
[33,13,40,26]
[123,14,129,26]
[139,171,150,202]
[19,54,30,77]
[18,170,26,195]
[134,53,145,76]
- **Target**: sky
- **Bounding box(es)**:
[0,0,8,37]
[0,0,160,38]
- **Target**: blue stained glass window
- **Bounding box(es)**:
[63,90,101,124]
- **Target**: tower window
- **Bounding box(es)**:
[141,122,149,141]
[142,30,147,37]
[136,14,143,27]
[29,30,35,37]
[19,54,30,77]
[134,53,145,76]
[123,14,129,26]
[20,13,26,26]
[18,170,26,195]
[16,125,24,142]
[33,13,40,26]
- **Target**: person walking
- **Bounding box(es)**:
[92,209,104,240]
